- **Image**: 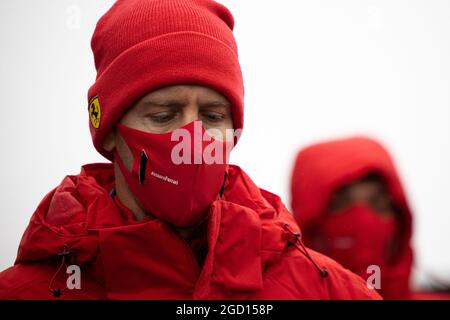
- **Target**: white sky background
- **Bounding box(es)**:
[0,0,449,286]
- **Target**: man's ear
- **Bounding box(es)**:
[103,130,116,152]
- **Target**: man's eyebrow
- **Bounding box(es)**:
[142,98,231,108]
[200,100,231,107]
[142,97,189,107]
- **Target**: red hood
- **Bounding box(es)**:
[290,136,414,299]
[15,163,119,266]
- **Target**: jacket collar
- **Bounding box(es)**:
[87,197,263,299]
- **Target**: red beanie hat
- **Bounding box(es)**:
[87,0,244,160]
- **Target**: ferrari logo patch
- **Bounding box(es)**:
[89,96,101,129]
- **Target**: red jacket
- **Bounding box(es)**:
[290,137,414,299]
[0,163,380,300]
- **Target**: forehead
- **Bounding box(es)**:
[139,85,230,104]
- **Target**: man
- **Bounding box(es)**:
[291,137,416,299]
[291,136,450,300]
[0,0,380,299]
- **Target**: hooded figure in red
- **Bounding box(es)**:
[291,137,415,299]
[0,0,380,300]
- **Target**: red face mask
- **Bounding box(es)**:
[319,204,399,277]
[114,120,232,227]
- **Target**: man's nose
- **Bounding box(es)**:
[179,104,200,127]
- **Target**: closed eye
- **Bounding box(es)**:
[201,111,226,123]
[146,111,178,124]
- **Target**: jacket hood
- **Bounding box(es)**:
[290,136,414,299]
